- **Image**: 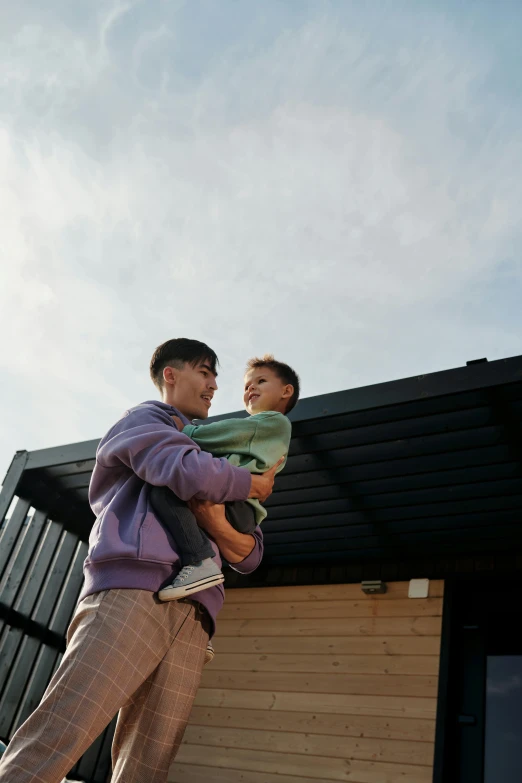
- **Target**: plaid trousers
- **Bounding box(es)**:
[0,589,209,783]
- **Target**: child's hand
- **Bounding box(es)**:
[171,415,184,431]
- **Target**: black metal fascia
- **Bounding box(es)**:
[205,355,522,425]
[23,439,100,471]
[291,355,522,422]
[8,353,522,474]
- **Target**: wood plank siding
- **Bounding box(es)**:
[170,580,443,783]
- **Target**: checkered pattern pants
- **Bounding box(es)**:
[0,589,209,783]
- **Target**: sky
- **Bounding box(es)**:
[1,0,521,483]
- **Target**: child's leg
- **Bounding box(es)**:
[149,487,224,601]
[225,501,258,534]
[150,486,215,565]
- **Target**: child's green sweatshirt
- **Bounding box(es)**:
[183,410,291,526]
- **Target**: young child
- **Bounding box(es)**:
[150,355,299,603]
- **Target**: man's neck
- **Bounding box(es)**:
[161,394,191,419]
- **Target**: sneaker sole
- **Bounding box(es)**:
[158,573,225,601]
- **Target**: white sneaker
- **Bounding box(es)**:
[158,559,224,601]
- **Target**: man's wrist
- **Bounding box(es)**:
[225,533,255,564]
[208,514,255,562]
[248,474,262,498]
[239,467,253,500]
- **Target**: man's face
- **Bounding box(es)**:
[169,362,218,420]
[243,366,291,415]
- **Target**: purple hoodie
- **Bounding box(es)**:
[81,400,263,635]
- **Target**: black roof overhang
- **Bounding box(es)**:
[8,355,522,566]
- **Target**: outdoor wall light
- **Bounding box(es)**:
[361,580,387,595]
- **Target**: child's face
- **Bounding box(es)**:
[243,366,292,415]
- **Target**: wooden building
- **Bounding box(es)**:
[1,355,522,783]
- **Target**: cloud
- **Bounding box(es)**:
[1,0,521,481]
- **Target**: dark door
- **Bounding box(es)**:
[445,579,522,783]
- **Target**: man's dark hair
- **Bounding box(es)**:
[150,338,219,390]
[246,354,300,413]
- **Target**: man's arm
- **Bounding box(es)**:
[97,405,251,503]
[188,499,263,569]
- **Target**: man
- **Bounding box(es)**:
[0,338,280,783]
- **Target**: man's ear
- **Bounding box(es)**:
[163,365,178,387]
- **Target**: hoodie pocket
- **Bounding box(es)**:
[138,510,179,564]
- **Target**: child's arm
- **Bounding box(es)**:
[184,412,291,472]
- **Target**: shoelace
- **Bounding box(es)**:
[176,565,197,583]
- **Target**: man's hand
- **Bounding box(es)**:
[186,498,224,534]
[187,499,255,563]
[171,415,184,431]
[249,456,286,503]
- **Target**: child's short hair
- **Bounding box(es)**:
[246,354,300,413]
